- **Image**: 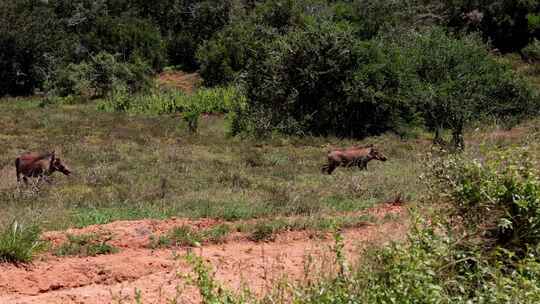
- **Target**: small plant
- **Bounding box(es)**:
[183,110,200,133]
[150,226,202,248]
[203,224,231,244]
[250,222,282,242]
[55,233,118,257]
[522,39,540,63]
[150,224,231,249]
[184,252,242,303]
[0,221,47,264]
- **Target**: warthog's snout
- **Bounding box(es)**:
[370,149,387,162]
[52,158,72,176]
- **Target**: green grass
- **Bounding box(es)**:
[55,233,118,257]
[1,99,535,234]
[150,224,231,249]
[149,226,203,248]
[0,221,47,263]
[96,85,243,115]
[245,214,375,242]
[0,101,428,232]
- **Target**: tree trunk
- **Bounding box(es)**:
[452,124,464,151]
[433,125,445,145]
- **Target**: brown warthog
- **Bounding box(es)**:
[321,145,387,175]
[15,151,71,184]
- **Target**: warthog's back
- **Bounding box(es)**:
[328,147,371,162]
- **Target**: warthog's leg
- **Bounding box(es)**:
[43,175,53,184]
[326,163,337,174]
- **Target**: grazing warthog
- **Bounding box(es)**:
[321,145,387,175]
[15,151,71,184]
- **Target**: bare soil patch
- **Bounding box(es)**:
[156,71,201,94]
[0,203,407,304]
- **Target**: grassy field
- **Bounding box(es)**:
[0,99,428,231]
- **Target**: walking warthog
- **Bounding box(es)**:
[15,151,71,184]
[321,145,387,175]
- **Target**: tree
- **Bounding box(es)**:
[404,28,536,149]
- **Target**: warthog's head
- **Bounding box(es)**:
[49,152,72,176]
[369,147,387,162]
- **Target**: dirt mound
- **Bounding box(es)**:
[157,71,201,94]
[0,204,407,304]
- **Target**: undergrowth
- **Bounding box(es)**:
[171,146,540,303]
[149,224,231,249]
[55,233,118,257]
[0,221,46,264]
[96,85,244,115]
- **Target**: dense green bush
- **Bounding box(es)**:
[403,29,536,148]
[47,52,153,99]
[231,24,536,144]
[197,21,273,87]
[82,16,166,70]
[162,0,234,70]
[236,21,417,138]
[197,0,328,87]
[333,0,445,39]
[296,222,540,303]
[432,148,540,252]
[0,0,72,96]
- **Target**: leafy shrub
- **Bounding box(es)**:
[48,52,153,99]
[402,28,536,148]
[82,16,166,70]
[236,20,416,138]
[334,0,444,39]
[431,147,540,252]
[0,221,46,264]
[183,110,201,133]
[523,39,540,62]
[55,233,118,257]
[164,0,234,70]
[45,62,93,98]
[0,1,72,96]
[336,223,540,303]
[197,21,273,87]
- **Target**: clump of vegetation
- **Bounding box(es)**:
[55,233,118,257]
[176,146,540,303]
[203,224,231,244]
[249,221,284,242]
[150,224,231,249]
[97,85,244,116]
[234,24,536,145]
[0,221,47,264]
[185,252,244,303]
[431,147,540,252]
[523,39,540,63]
[46,52,153,101]
[150,226,203,248]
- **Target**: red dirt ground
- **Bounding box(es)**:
[0,203,407,304]
[156,71,201,94]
